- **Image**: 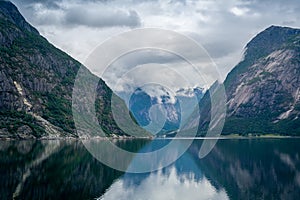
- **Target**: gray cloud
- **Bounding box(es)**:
[12,0,62,9]
[12,0,141,28]
[64,7,141,28]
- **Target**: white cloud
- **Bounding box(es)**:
[230,6,250,16]
[98,166,229,200]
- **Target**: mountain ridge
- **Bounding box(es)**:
[0,1,149,139]
[184,25,300,136]
[128,86,204,134]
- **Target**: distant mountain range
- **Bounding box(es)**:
[0,1,149,139]
[184,25,300,136]
[128,86,205,134]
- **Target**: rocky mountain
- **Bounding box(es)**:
[0,1,148,139]
[184,25,300,136]
[128,86,204,135]
[223,26,300,135]
[176,86,205,99]
[176,86,205,127]
[129,87,181,134]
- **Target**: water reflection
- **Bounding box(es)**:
[0,140,124,200]
[0,139,300,200]
[99,139,300,200]
[99,144,229,200]
[197,139,300,199]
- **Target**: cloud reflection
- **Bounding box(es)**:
[99,166,229,200]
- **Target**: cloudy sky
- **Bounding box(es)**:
[10,0,300,94]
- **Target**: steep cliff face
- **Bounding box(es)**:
[0,1,147,139]
[223,26,300,135]
[184,26,300,136]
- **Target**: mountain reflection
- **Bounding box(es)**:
[0,140,124,200]
[99,139,300,200]
[1,139,300,200]
[197,139,300,199]
[99,143,229,200]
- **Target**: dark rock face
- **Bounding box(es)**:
[0,1,38,47]
[0,1,145,138]
[129,87,181,134]
[0,1,38,35]
[185,26,300,135]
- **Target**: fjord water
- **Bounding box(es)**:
[0,139,299,200]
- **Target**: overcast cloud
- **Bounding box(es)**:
[10,0,300,92]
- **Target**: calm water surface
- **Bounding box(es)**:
[0,138,299,200]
